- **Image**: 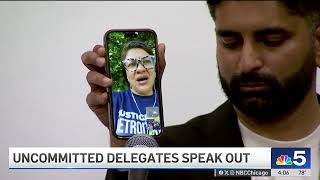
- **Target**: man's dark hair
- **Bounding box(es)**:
[207,0,320,31]
[121,41,153,61]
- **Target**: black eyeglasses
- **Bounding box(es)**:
[122,55,155,72]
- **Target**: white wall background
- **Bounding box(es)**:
[1,2,320,180]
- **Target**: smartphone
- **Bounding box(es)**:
[104,29,164,139]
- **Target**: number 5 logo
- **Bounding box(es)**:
[293,151,306,166]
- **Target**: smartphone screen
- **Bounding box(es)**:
[104,29,164,138]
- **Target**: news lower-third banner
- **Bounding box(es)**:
[9,147,310,177]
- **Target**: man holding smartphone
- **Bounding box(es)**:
[82,1,320,179]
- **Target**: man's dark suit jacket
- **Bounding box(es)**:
[106,100,252,180]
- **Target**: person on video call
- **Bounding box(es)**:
[82,0,320,179]
[112,41,160,137]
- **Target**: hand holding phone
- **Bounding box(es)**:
[82,29,166,145]
[104,29,165,139]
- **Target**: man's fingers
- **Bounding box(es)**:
[81,44,106,71]
[86,70,112,87]
[93,45,106,57]
[93,45,108,72]
[158,43,166,79]
[86,92,108,106]
[81,51,106,68]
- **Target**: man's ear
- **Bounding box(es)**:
[315,26,320,67]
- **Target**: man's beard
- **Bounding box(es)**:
[219,52,316,121]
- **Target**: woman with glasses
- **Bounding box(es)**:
[112,41,160,137]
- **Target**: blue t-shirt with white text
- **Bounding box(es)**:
[112,89,160,137]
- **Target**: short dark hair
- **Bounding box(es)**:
[207,0,320,31]
[121,41,153,61]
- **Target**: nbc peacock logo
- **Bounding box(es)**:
[276,155,293,166]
